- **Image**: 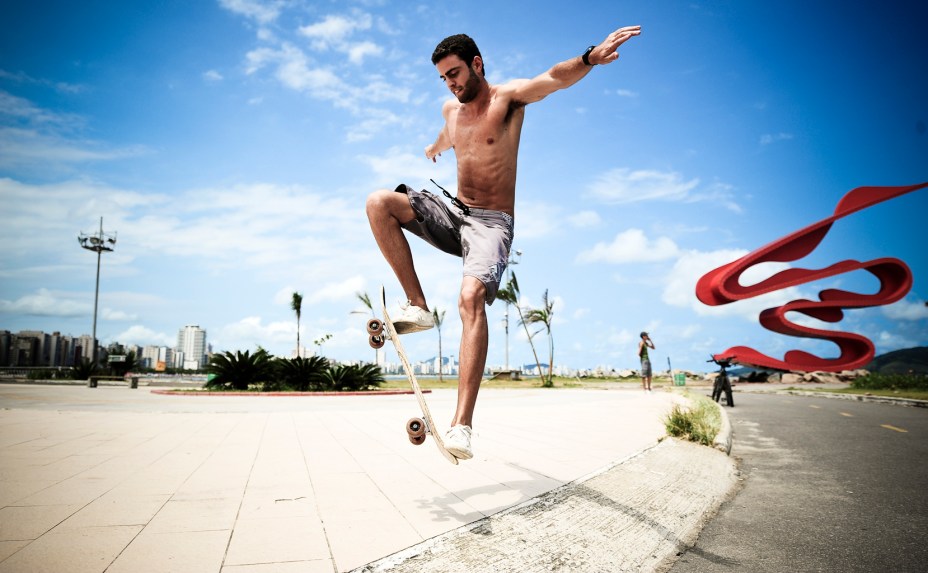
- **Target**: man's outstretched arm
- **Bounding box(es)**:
[509,25,641,105]
[425,101,454,162]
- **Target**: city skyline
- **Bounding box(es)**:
[0,325,210,371]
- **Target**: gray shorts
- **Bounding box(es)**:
[640,359,652,377]
[396,184,514,304]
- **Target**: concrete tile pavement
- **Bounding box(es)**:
[0,384,676,572]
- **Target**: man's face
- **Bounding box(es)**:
[436,54,482,103]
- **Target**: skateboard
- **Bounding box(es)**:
[367,286,459,465]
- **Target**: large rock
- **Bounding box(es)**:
[781,373,804,385]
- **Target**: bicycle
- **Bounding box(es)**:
[708,356,735,407]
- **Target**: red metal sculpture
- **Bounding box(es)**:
[696,182,927,372]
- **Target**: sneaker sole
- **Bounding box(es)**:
[446,447,473,460]
[393,323,435,335]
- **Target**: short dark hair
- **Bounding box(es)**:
[432,34,484,76]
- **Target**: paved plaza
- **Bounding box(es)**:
[0,383,726,572]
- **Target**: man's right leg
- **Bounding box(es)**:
[366,189,429,311]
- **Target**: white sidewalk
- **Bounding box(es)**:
[0,385,676,572]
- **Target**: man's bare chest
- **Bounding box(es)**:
[449,106,522,153]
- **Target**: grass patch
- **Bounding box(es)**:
[850,372,928,391]
[664,393,721,446]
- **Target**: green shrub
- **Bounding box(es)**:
[206,349,275,390]
[71,358,98,380]
[851,373,928,391]
[664,394,721,446]
[275,356,330,391]
[321,363,384,391]
[204,349,384,392]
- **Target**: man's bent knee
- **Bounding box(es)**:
[367,189,415,223]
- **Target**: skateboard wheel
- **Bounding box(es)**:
[407,417,426,441]
[369,334,385,349]
[367,318,383,335]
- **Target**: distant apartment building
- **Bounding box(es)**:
[0,330,82,367]
[139,345,174,370]
[0,331,11,366]
[176,325,207,370]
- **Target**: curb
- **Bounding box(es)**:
[712,400,733,455]
[352,438,740,573]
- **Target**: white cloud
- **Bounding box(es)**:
[0,92,150,173]
[883,297,928,320]
[587,168,699,205]
[346,108,406,143]
[359,147,454,188]
[577,229,679,264]
[512,201,562,240]
[299,13,373,49]
[203,69,223,82]
[0,288,89,317]
[102,308,137,321]
[308,276,366,304]
[298,13,383,65]
[0,127,149,170]
[215,316,296,353]
[113,325,174,347]
[347,41,383,65]
[243,42,404,124]
[218,0,282,25]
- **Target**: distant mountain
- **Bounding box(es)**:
[866,347,928,374]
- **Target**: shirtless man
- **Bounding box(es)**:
[366,26,641,460]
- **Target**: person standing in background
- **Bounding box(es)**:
[638,332,655,392]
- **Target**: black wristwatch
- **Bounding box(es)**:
[582,45,596,66]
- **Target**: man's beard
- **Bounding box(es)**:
[455,69,482,103]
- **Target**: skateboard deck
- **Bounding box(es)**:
[368,286,458,465]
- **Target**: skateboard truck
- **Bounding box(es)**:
[367,318,386,349]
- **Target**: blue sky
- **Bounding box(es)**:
[1,0,926,373]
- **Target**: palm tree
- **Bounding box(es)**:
[355,291,373,315]
[497,273,544,381]
[523,289,555,388]
[291,292,303,358]
[432,307,446,382]
[206,349,274,390]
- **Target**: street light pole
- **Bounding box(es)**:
[78,217,116,368]
[504,249,522,371]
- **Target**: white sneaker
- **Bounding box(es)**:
[444,425,473,460]
[393,301,435,334]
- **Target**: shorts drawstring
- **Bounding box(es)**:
[430,178,471,216]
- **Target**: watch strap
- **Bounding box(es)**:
[582,45,596,66]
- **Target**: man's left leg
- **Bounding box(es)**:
[444,276,487,460]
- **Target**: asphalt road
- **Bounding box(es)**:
[668,392,928,573]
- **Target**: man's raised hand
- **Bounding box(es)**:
[590,25,641,66]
